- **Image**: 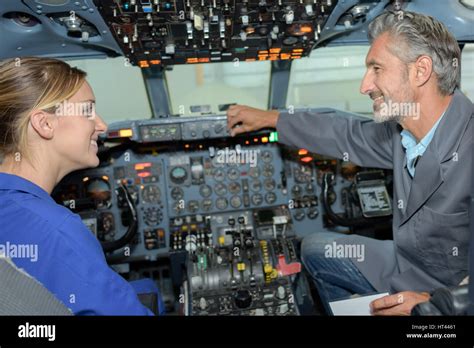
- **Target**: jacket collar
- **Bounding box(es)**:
[400,89,473,225]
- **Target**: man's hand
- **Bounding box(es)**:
[226,105,279,137]
[370,291,431,316]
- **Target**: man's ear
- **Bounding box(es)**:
[413,55,433,87]
[29,110,55,140]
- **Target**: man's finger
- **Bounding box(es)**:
[227,115,244,131]
[230,124,248,137]
[371,305,402,316]
[370,294,400,311]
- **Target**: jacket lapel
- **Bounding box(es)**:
[399,89,472,225]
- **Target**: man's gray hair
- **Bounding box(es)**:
[368,11,461,95]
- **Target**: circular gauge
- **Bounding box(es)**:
[142,185,161,204]
[228,182,241,194]
[170,166,188,184]
[251,180,262,192]
[261,150,273,163]
[306,183,315,194]
[86,178,111,208]
[265,192,277,205]
[211,156,225,168]
[227,168,240,181]
[262,164,274,177]
[248,167,260,178]
[213,168,225,181]
[216,197,228,210]
[199,184,212,198]
[291,185,302,197]
[295,164,313,183]
[143,207,163,226]
[173,201,185,214]
[215,183,227,196]
[263,178,276,191]
[293,209,305,221]
[307,207,319,219]
[230,195,242,209]
[187,200,199,213]
[201,198,213,211]
[251,194,263,206]
[171,187,184,200]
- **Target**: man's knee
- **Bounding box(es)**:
[301,231,346,264]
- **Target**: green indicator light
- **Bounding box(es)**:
[269,132,278,142]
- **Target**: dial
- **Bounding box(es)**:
[201,198,213,211]
[248,167,260,178]
[213,168,225,181]
[86,178,111,209]
[187,200,199,213]
[170,166,188,184]
[265,192,277,205]
[307,207,319,219]
[228,182,241,194]
[216,197,228,210]
[143,207,163,226]
[199,184,212,198]
[230,195,242,209]
[263,178,276,191]
[173,201,185,214]
[291,185,302,197]
[171,187,184,200]
[251,180,262,192]
[251,194,263,206]
[262,164,274,177]
[261,150,273,163]
[293,209,305,221]
[227,168,240,181]
[215,183,227,196]
[142,185,161,204]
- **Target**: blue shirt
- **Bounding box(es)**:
[400,112,445,177]
[0,173,154,315]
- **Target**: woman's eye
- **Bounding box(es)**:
[83,104,95,117]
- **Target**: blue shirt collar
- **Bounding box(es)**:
[0,173,54,202]
[400,111,445,177]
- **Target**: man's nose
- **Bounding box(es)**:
[360,70,375,95]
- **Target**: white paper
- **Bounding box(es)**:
[329,292,389,316]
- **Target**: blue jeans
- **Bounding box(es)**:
[301,232,376,314]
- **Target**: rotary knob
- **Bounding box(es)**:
[234,290,252,309]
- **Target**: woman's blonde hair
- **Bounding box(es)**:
[0,57,87,159]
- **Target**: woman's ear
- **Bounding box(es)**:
[29,110,56,140]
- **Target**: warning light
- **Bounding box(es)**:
[119,129,133,137]
[300,156,313,163]
[269,132,278,142]
[253,138,259,143]
[135,162,152,170]
[138,172,151,178]
[139,60,149,68]
[185,144,190,149]
[245,140,250,145]
[261,136,269,143]
[298,149,308,155]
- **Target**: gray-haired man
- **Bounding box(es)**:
[227,11,473,315]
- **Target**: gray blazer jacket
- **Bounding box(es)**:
[277,89,473,293]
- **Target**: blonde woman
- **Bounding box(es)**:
[0,57,155,315]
